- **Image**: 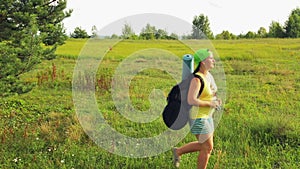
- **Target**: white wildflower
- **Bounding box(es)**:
[13,158,18,163]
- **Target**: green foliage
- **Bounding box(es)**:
[91,25,98,38]
[0,34,37,97]
[268,21,285,38]
[257,27,267,38]
[139,23,156,40]
[0,0,72,45]
[192,14,214,39]
[191,7,299,39]
[121,23,135,39]
[0,0,72,96]
[70,27,90,38]
[215,30,237,40]
[156,29,168,39]
[111,34,120,39]
[244,31,257,39]
[139,23,179,40]
[285,7,300,38]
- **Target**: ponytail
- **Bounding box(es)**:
[193,63,201,74]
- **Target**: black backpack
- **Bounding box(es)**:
[162,73,204,130]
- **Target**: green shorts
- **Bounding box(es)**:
[189,117,214,135]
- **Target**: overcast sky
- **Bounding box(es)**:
[63,0,300,35]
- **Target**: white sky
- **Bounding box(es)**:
[63,0,300,35]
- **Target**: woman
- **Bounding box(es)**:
[172,49,221,169]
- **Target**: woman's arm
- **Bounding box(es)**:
[187,77,220,108]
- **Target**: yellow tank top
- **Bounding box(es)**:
[190,72,214,119]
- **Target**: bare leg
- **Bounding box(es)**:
[197,135,213,169]
[175,133,213,169]
[176,133,213,156]
[176,141,201,156]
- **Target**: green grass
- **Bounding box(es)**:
[1,38,299,168]
[55,38,88,58]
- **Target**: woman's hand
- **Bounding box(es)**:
[210,99,222,110]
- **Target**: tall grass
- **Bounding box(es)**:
[0,38,299,168]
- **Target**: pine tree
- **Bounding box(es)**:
[0,0,72,96]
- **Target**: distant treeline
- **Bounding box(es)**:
[70,7,300,40]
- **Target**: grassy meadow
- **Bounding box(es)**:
[0,38,299,168]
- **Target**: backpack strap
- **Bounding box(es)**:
[193,74,205,98]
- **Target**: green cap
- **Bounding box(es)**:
[194,49,210,65]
